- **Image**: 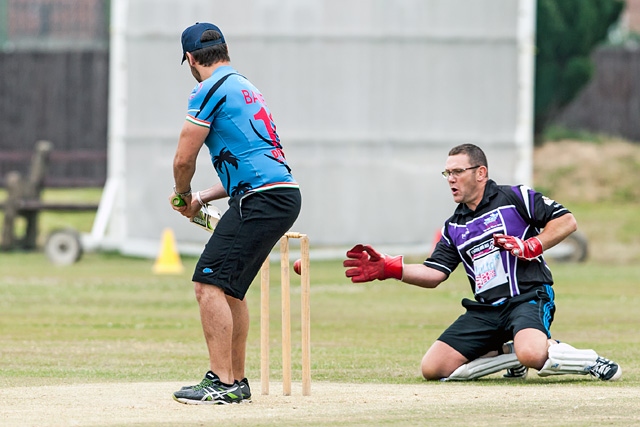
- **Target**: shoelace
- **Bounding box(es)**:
[592,365,610,376]
[510,365,527,375]
[591,358,614,378]
[193,378,215,390]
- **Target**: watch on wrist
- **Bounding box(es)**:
[173,185,192,198]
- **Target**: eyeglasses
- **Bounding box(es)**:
[441,165,480,179]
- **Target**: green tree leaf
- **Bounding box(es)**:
[534,0,624,141]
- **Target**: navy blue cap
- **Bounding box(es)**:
[181,22,226,64]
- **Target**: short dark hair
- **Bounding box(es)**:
[191,30,230,66]
[448,144,488,170]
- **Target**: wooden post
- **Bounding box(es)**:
[300,234,311,396]
[23,140,52,249]
[260,257,270,396]
[280,235,292,396]
[1,171,22,250]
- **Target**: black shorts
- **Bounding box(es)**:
[192,187,301,300]
[437,285,556,361]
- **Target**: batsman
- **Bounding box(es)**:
[344,144,621,382]
[169,22,301,404]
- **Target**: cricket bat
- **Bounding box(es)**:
[172,195,186,206]
[190,204,222,233]
[171,195,221,232]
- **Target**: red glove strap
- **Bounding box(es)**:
[384,255,404,280]
[523,237,543,259]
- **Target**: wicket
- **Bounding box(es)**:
[260,232,311,396]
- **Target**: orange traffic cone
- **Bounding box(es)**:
[153,228,184,274]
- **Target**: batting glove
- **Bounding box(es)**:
[493,234,543,261]
[343,244,404,283]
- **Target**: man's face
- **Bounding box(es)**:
[443,154,484,209]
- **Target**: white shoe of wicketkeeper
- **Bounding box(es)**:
[504,364,528,379]
[537,342,622,381]
[501,341,528,379]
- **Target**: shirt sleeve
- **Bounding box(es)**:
[509,185,571,229]
[423,225,460,277]
[185,83,212,128]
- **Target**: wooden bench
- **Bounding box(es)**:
[1,141,99,252]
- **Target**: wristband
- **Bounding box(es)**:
[195,191,206,207]
[384,255,404,280]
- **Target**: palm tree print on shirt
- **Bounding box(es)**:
[231,181,252,197]
[213,148,241,195]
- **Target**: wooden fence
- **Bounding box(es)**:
[0,50,108,187]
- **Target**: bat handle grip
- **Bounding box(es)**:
[172,195,186,207]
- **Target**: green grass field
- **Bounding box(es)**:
[1,251,639,388]
[1,251,640,426]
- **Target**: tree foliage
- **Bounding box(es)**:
[534,0,624,140]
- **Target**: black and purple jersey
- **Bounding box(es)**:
[425,180,571,304]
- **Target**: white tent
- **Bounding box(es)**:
[89,0,536,258]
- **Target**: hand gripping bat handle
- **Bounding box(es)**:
[171,195,186,207]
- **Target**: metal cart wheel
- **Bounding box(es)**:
[44,228,83,265]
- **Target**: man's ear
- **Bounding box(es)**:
[186,52,196,66]
[477,165,488,181]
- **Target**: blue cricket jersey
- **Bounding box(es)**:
[185,65,297,197]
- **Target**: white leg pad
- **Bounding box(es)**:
[445,353,520,381]
[537,342,598,377]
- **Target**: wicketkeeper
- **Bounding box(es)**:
[344,143,621,382]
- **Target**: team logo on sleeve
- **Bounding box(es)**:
[189,83,204,100]
[542,196,556,206]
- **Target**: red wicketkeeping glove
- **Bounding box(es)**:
[493,234,543,261]
[343,244,404,283]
